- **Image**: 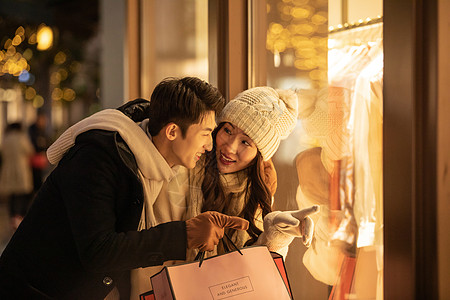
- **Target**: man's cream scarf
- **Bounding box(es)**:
[46,109,179,230]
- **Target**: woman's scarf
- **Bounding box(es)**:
[185,157,265,260]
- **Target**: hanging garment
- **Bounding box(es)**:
[350,50,384,248]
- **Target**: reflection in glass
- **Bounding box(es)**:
[266,0,328,90]
[261,1,384,299]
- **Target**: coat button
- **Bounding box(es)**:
[103,276,113,286]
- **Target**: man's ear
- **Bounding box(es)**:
[165,123,179,141]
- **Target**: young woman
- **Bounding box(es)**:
[185,86,319,259]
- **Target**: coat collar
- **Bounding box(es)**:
[47,109,178,182]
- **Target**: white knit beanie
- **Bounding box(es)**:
[217,87,298,161]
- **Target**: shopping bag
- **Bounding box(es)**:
[150,246,292,300]
[30,152,48,169]
[139,290,155,300]
[271,251,293,298]
[140,251,293,299]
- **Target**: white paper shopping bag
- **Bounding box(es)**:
[150,246,292,300]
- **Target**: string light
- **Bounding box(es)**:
[266,0,327,88]
[329,16,383,34]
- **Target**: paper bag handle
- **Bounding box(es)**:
[195,232,243,267]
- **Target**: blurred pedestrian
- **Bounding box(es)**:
[28,111,52,191]
[0,122,35,231]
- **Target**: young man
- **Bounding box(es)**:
[0,77,248,299]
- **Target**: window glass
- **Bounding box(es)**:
[259,1,384,299]
[140,0,209,97]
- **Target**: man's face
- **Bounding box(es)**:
[171,111,216,169]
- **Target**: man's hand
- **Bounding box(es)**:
[185,211,249,251]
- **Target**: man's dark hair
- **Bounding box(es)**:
[147,77,225,137]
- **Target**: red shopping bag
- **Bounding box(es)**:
[139,290,155,300]
[30,152,48,169]
[150,246,292,300]
[271,251,293,298]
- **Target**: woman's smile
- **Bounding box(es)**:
[215,123,258,174]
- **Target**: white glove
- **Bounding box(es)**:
[256,205,320,256]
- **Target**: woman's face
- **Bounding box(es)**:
[215,123,258,174]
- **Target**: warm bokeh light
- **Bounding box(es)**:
[51,88,63,101]
[28,32,37,45]
[50,71,62,85]
[309,69,326,81]
[12,35,23,46]
[6,45,16,56]
[314,10,327,22]
[36,24,53,51]
[25,87,37,100]
[15,26,25,37]
[70,61,81,73]
[291,7,312,19]
[4,38,12,49]
[63,88,76,101]
[266,0,327,88]
[58,68,68,80]
[33,95,45,108]
[23,48,33,60]
[54,51,67,65]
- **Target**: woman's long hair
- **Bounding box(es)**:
[201,123,272,245]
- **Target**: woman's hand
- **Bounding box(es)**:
[256,205,320,255]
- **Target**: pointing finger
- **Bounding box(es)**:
[291,205,320,220]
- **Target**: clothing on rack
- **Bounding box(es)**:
[350,46,383,248]
[327,22,383,249]
[295,22,384,293]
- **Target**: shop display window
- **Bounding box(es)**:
[253,0,384,299]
